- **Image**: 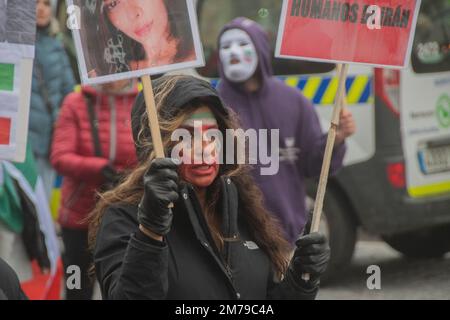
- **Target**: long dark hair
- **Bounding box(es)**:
[76,0,195,76]
[88,75,290,278]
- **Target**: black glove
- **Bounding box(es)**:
[288,232,330,289]
[101,165,119,185]
[138,158,179,236]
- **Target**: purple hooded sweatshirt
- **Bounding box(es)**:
[217,18,346,244]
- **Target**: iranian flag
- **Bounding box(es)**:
[0,145,62,300]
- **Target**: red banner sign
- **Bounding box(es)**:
[276,0,422,68]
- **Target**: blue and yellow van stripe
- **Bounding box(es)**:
[283,75,373,105]
[50,175,62,220]
[211,75,373,105]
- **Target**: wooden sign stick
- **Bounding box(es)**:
[141,75,174,208]
[302,63,349,281]
[141,75,165,158]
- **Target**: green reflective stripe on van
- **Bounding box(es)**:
[283,75,373,105]
[408,181,450,198]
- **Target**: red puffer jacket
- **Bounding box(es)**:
[51,85,138,229]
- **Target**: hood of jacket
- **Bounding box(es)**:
[131,75,229,161]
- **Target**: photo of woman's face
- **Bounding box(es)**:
[72,0,202,84]
[104,0,169,47]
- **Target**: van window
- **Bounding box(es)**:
[411,0,450,73]
[196,0,335,78]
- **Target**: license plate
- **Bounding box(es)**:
[418,145,450,175]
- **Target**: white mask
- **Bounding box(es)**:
[219,29,258,83]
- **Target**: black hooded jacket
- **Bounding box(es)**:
[94,177,317,300]
[94,76,317,300]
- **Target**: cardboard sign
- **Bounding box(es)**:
[0,0,35,162]
[276,0,422,68]
[69,0,205,85]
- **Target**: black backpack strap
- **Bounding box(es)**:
[84,94,103,157]
[35,62,55,156]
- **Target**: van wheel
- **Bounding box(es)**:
[306,185,357,284]
[383,225,450,258]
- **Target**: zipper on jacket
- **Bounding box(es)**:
[186,184,238,294]
[225,263,233,282]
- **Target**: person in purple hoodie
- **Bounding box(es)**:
[217,18,356,245]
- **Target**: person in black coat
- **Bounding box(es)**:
[89,75,330,300]
[0,258,28,300]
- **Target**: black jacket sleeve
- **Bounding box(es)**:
[0,258,28,300]
[266,269,318,300]
[94,205,169,300]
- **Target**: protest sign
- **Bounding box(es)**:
[0,0,36,57]
[68,0,204,85]
[276,0,422,68]
[0,0,35,162]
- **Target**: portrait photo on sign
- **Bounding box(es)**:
[69,0,204,84]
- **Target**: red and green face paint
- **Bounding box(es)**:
[177,107,220,188]
[219,28,258,83]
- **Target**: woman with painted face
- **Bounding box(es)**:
[76,0,196,77]
[89,75,330,300]
[217,18,356,245]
